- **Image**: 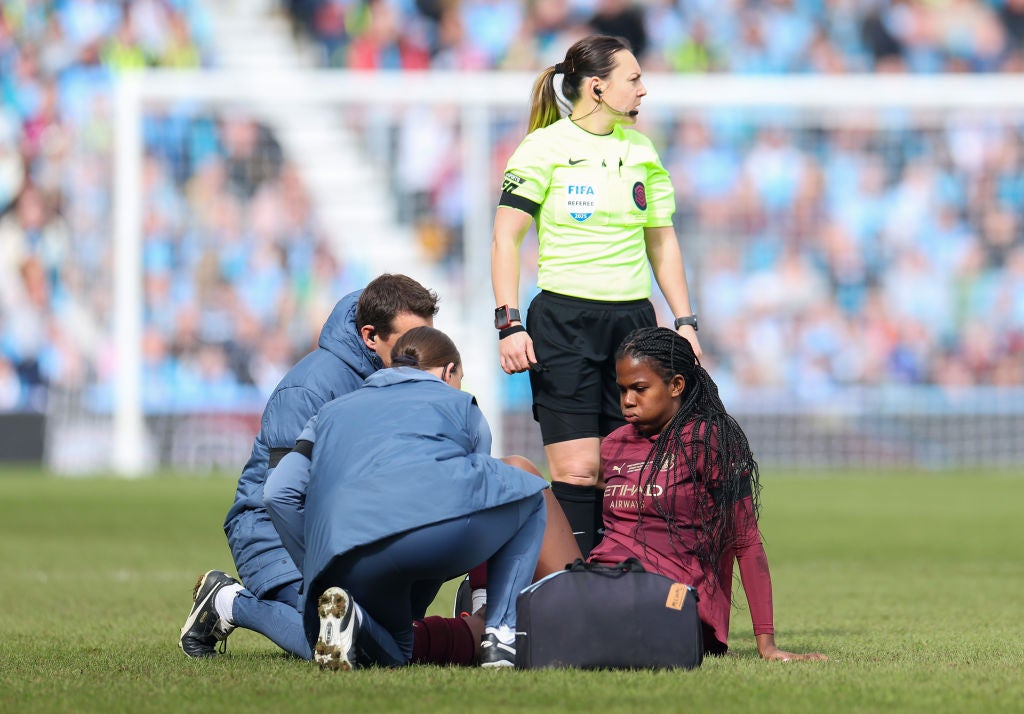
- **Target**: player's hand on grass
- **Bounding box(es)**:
[756,634,828,662]
[762,648,828,662]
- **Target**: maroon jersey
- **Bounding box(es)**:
[588,423,774,652]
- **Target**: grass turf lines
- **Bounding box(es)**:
[1,468,1022,713]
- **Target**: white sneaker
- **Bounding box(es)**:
[315,587,359,671]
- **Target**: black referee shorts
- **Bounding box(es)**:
[526,290,656,445]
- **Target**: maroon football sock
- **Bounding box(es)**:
[468,563,488,590]
[411,616,477,666]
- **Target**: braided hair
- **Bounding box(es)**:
[617,326,761,592]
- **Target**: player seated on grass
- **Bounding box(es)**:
[588,326,827,660]
[178,274,438,659]
[266,326,549,670]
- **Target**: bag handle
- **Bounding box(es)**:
[566,557,646,575]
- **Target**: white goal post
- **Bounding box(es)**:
[112,71,1024,475]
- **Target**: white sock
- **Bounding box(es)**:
[485,625,516,646]
[471,588,487,614]
[215,583,244,624]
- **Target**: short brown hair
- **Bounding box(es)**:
[355,274,439,339]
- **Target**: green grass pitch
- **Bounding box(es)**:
[1,467,1022,713]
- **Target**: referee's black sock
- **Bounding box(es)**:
[551,481,602,558]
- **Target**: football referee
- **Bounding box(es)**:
[491,34,702,557]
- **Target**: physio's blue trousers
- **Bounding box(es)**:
[316,492,547,667]
[232,581,311,659]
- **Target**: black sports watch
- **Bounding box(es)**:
[494,305,522,330]
[673,314,698,331]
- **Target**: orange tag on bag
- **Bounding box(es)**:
[665,583,687,610]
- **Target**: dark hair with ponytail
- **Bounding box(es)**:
[616,326,761,592]
[390,326,461,373]
[528,34,632,133]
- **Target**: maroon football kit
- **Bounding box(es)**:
[589,423,774,653]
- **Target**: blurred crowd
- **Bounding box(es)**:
[1,0,1022,415]
[286,0,1024,73]
[0,0,367,412]
[285,0,1024,398]
[664,115,1024,397]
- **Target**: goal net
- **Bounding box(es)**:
[52,71,1024,474]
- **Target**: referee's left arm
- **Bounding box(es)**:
[645,225,702,359]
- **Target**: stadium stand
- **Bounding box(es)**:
[1,0,1021,469]
[0,1,369,419]
[0,1,388,469]
[282,0,1024,467]
[281,0,1024,396]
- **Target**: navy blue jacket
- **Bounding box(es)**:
[285,369,548,628]
[223,290,381,597]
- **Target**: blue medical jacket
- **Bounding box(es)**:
[267,368,548,607]
[223,290,381,597]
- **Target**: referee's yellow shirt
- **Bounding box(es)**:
[500,117,676,302]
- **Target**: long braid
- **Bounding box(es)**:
[617,327,761,592]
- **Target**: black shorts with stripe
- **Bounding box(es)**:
[526,290,656,445]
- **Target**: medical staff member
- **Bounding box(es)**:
[268,326,547,670]
[179,274,438,659]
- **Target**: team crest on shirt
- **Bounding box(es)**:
[632,181,647,210]
[566,184,597,221]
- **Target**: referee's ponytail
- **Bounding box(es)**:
[528,66,562,133]
[527,35,631,133]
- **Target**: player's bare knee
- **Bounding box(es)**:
[501,454,543,477]
[550,470,599,487]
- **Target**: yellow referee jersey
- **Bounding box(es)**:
[499,117,676,301]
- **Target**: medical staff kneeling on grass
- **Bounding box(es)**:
[265,326,548,670]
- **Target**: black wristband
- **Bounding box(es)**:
[674,314,698,331]
[293,439,314,460]
[498,324,527,340]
